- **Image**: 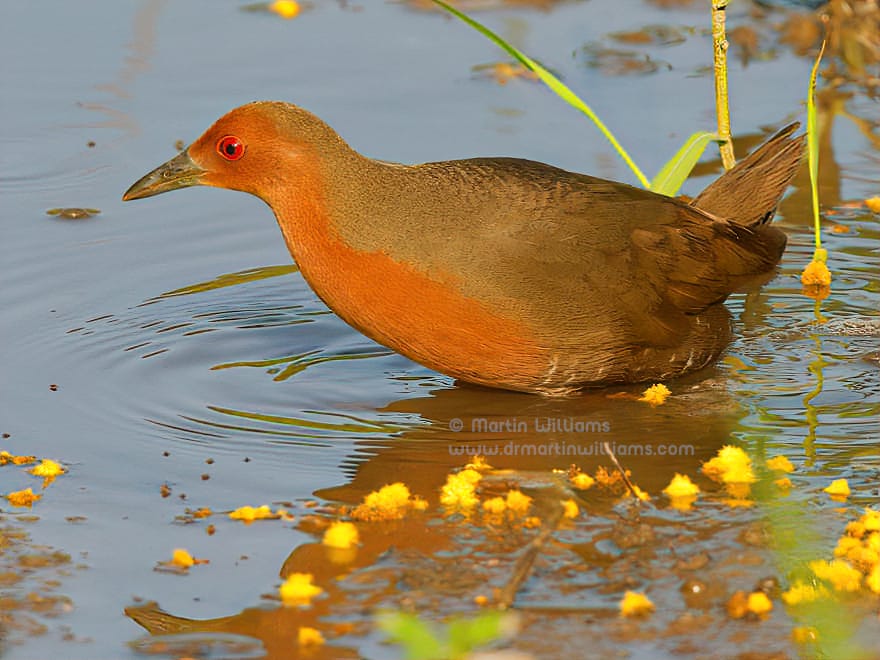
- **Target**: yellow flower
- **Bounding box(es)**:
[322,521,359,550]
[482,497,506,515]
[297,626,324,646]
[570,472,595,490]
[279,573,323,606]
[774,477,793,491]
[866,532,880,553]
[702,445,755,484]
[638,383,670,406]
[722,462,756,485]
[269,0,300,19]
[781,582,827,605]
[465,455,493,472]
[848,546,879,572]
[229,504,276,522]
[809,559,862,592]
[861,508,880,532]
[0,451,36,466]
[29,459,65,478]
[725,482,752,501]
[663,473,700,498]
[561,499,579,519]
[800,259,831,286]
[171,548,195,568]
[833,536,862,558]
[663,474,698,510]
[746,591,773,616]
[823,478,850,498]
[865,196,880,213]
[5,488,41,507]
[791,626,819,644]
[619,591,654,617]
[629,485,651,501]
[523,516,542,528]
[440,471,481,513]
[765,456,794,473]
[505,490,532,515]
[354,482,426,521]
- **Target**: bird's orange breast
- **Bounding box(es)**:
[273,192,551,392]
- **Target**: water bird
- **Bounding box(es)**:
[124,102,803,395]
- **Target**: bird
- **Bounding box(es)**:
[123,102,804,396]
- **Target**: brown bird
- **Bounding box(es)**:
[123,102,803,395]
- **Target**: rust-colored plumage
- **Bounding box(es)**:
[123,102,804,395]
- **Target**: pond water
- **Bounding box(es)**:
[1,1,878,658]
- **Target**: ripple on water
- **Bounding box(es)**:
[63,263,434,457]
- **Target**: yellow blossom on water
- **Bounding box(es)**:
[5,488,41,507]
[322,521,359,550]
[663,473,700,499]
[810,559,862,592]
[781,581,827,606]
[663,474,698,510]
[269,0,300,19]
[440,471,481,513]
[465,455,493,472]
[561,499,579,519]
[229,504,276,522]
[702,445,755,484]
[354,482,426,521]
[792,626,819,644]
[297,626,325,646]
[867,532,880,553]
[482,497,506,515]
[823,478,850,498]
[865,196,880,213]
[722,462,756,485]
[775,477,793,491]
[279,573,323,606]
[725,482,752,501]
[833,536,862,558]
[619,591,654,616]
[0,451,36,466]
[867,565,880,594]
[766,456,794,473]
[29,459,65,478]
[861,508,880,532]
[570,472,595,490]
[630,485,651,502]
[747,591,773,616]
[638,383,670,406]
[848,546,879,572]
[171,548,195,568]
[801,259,831,286]
[504,490,532,515]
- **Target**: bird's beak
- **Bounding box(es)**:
[122,150,206,201]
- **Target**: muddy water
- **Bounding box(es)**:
[1,1,878,658]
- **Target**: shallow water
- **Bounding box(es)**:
[1,1,878,658]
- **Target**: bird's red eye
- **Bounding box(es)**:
[216,136,245,161]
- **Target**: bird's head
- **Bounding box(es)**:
[123,101,354,204]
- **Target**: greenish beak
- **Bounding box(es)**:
[122,150,206,201]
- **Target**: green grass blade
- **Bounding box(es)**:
[650,131,719,196]
[430,0,650,189]
[807,40,826,257]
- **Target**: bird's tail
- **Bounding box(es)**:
[691,122,805,227]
